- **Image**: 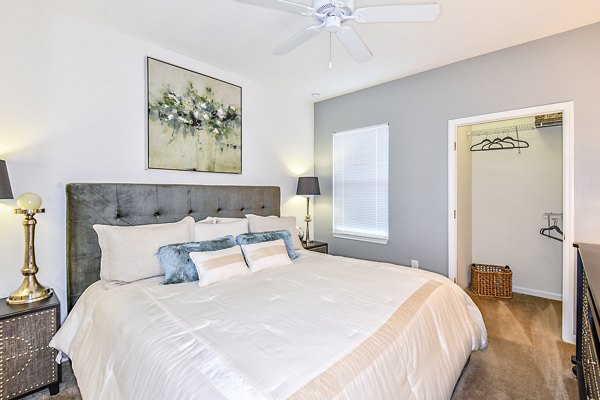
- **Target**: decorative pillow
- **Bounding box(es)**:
[194,219,248,241]
[216,217,246,223]
[189,246,250,287]
[93,216,195,283]
[158,236,237,284]
[245,214,302,249]
[216,217,249,231]
[235,230,299,260]
[197,217,217,224]
[240,239,292,273]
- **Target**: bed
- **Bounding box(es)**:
[51,183,487,400]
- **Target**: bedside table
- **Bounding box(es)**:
[302,240,328,254]
[0,295,61,399]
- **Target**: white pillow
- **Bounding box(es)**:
[198,217,217,224]
[245,214,302,250]
[190,246,250,287]
[216,217,249,227]
[94,216,195,283]
[240,239,292,273]
[194,219,249,241]
[215,217,249,232]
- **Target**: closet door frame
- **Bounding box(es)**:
[447,101,575,344]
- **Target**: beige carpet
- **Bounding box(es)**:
[22,292,578,400]
[452,291,578,400]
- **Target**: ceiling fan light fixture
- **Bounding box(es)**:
[236,0,439,63]
[325,15,341,32]
[314,0,354,17]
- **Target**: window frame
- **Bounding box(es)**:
[332,123,389,244]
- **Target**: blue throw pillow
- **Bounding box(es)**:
[236,230,299,260]
[158,236,236,284]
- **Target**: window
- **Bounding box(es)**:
[332,124,389,243]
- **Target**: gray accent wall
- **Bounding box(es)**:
[314,22,600,276]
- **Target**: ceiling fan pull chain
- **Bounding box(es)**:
[329,32,333,69]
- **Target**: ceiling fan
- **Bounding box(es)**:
[236,0,440,63]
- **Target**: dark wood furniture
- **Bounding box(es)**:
[302,240,328,254]
[574,243,600,399]
[0,295,61,399]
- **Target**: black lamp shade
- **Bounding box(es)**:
[296,177,321,196]
[0,160,13,199]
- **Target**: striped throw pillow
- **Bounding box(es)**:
[189,246,250,287]
[240,239,292,273]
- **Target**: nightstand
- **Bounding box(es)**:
[302,240,328,254]
[0,295,61,399]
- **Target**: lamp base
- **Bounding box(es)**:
[6,276,53,305]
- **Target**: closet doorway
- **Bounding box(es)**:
[448,102,575,343]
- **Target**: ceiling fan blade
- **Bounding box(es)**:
[336,26,372,63]
[273,24,324,55]
[235,0,315,16]
[354,4,440,23]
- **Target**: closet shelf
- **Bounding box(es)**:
[469,123,536,137]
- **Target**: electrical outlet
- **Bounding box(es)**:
[411,259,419,269]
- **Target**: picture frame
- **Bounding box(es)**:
[146,57,242,174]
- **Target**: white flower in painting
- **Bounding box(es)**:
[200,103,207,109]
[182,98,194,112]
[178,116,189,123]
[216,120,222,126]
[193,110,199,118]
[167,114,174,120]
[167,94,180,105]
[203,113,210,120]
[217,108,225,119]
[212,129,219,134]
[228,106,236,112]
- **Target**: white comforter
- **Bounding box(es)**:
[51,251,486,400]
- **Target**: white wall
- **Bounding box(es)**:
[0,2,314,317]
[471,124,563,298]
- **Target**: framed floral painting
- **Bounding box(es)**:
[146,57,242,173]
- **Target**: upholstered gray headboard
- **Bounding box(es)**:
[66,183,281,311]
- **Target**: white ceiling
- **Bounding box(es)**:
[41,0,600,101]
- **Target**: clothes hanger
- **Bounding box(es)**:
[485,138,506,150]
[475,137,515,151]
[496,137,516,149]
[472,135,507,151]
[470,137,492,151]
[540,216,563,242]
[540,228,563,242]
[470,127,530,152]
[470,125,531,152]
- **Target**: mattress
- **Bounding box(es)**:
[50,250,487,400]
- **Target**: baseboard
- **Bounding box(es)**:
[512,286,562,301]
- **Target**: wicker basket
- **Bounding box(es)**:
[470,263,513,299]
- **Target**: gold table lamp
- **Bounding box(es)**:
[296,177,321,244]
[7,193,53,304]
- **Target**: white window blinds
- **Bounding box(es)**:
[332,124,389,243]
